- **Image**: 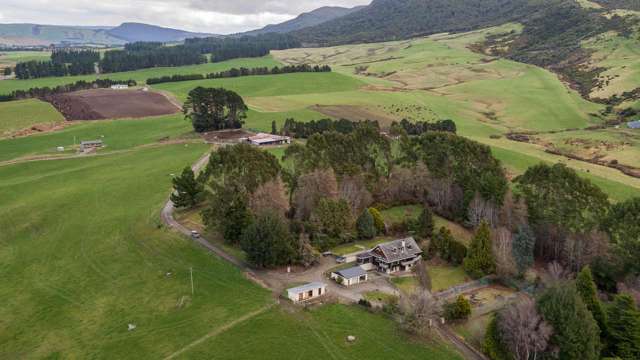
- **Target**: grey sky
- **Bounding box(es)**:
[0,0,371,34]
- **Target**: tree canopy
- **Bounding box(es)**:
[241,212,298,268]
[183,87,248,132]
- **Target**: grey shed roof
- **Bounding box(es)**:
[81,140,103,145]
[372,237,422,262]
[333,266,367,279]
[628,120,640,129]
[287,282,326,294]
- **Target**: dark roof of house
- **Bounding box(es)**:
[333,266,367,279]
[372,237,422,263]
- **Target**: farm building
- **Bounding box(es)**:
[110,84,129,90]
[628,120,640,129]
[79,140,103,152]
[331,266,368,286]
[357,237,423,274]
[287,282,327,303]
[247,133,291,146]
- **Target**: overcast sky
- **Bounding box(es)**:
[1,0,372,34]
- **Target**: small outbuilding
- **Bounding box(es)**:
[628,120,640,129]
[247,133,291,146]
[287,282,327,303]
[111,84,129,90]
[331,266,368,286]
[79,140,103,152]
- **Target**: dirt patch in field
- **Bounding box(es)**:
[8,122,68,138]
[46,89,180,121]
[202,129,255,143]
[310,105,399,127]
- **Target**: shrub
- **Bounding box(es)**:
[483,315,512,360]
[358,299,372,308]
[444,295,472,321]
[368,207,386,234]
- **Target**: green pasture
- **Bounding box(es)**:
[0,99,64,137]
[0,114,194,163]
[180,304,462,359]
[0,56,281,94]
[0,143,277,359]
[153,71,365,102]
[0,51,51,66]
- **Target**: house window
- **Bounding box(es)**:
[308,290,313,297]
[318,288,322,295]
[298,293,303,301]
[359,275,366,282]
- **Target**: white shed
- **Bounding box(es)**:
[287,282,327,303]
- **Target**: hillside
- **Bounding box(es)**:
[242,6,365,36]
[106,22,213,43]
[0,22,213,46]
[0,24,124,46]
[294,0,539,45]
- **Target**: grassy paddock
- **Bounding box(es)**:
[0,56,280,94]
[181,304,462,359]
[0,99,64,137]
[0,143,275,358]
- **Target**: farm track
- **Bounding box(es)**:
[163,303,276,360]
[436,325,488,360]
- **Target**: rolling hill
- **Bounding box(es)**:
[242,6,365,36]
[293,0,539,46]
[0,22,214,46]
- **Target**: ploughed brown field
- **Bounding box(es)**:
[46,89,180,120]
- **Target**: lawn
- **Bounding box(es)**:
[0,143,275,359]
[364,291,398,304]
[180,304,462,359]
[0,56,281,94]
[0,114,195,163]
[428,264,470,293]
[330,237,392,256]
[0,99,64,137]
[380,205,473,245]
[391,276,418,295]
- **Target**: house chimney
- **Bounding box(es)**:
[401,240,406,251]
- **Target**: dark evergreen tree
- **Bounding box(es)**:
[369,207,386,234]
[416,206,435,239]
[241,212,298,268]
[576,266,609,350]
[537,284,601,360]
[271,120,277,135]
[483,315,512,360]
[202,182,253,245]
[3,67,12,76]
[183,87,248,132]
[512,225,535,274]
[356,208,376,239]
[602,197,640,275]
[170,166,204,208]
[608,294,640,360]
[463,222,496,278]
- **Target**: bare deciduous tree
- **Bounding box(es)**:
[544,261,569,286]
[498,298,553,360]
[339,175,373,216]
[468,192,500,228]
[376,162,431,205]
[292,168,338,220]
[493,226,517,277]
[400,291,441,336]
[249,177,289,218]
[498,190,528,231]
[563,230,609,272]
[414,260,432,291]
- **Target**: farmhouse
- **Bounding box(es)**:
[247,133,291,146]
[357,237,422,274]
[331,266,368,286]
[287,282,327,303]
[79,140,103,152]
[110,84,129,90]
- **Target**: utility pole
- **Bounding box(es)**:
[190,267,194,296]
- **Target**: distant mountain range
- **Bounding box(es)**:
[0,22,214,47]
[241,6,365,36]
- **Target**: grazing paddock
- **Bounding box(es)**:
[179,305,463,359]
[0,99,64,137]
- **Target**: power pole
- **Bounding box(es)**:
[190,267,194,296]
